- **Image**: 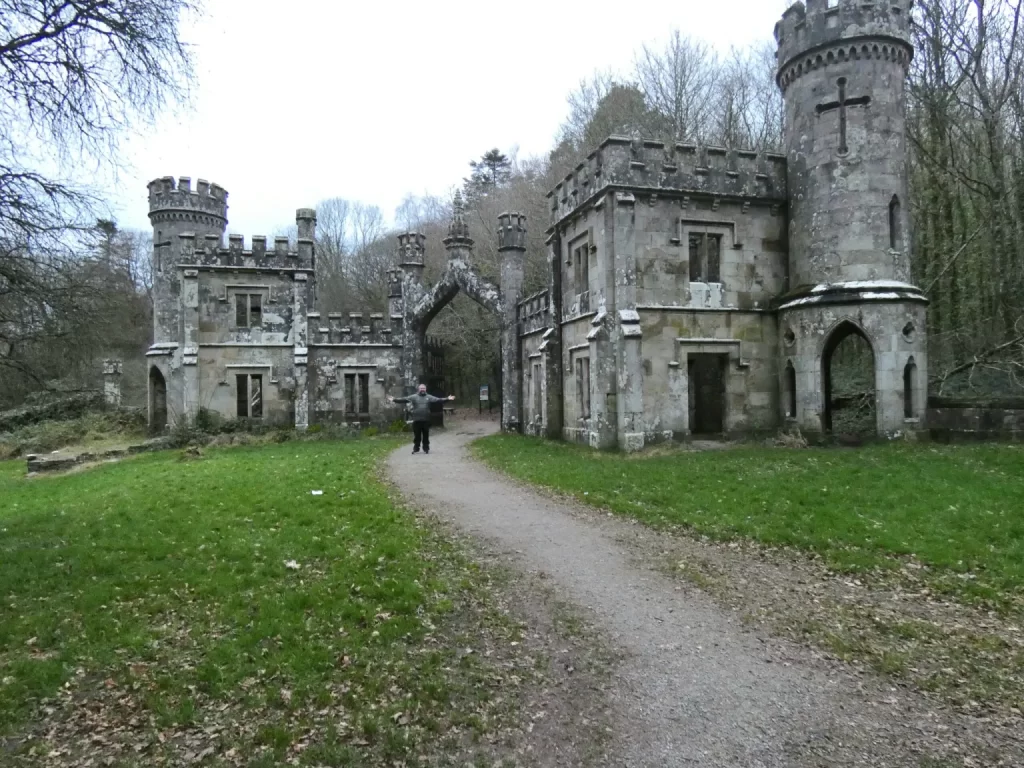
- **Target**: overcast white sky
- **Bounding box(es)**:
[106,0,786,238]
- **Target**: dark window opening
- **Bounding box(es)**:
[235,295,247,328]
[533,363,543,418]
[575,357,591,419]
[903,357,917,418]
[344,373,371,416]
[785,361,797,418]
[250,294,262,326]
[358,373,370,414]
[572,240,590,311]
[344,374,356,414]
[235,292,264,328]
[688,233,722,282]
[236,374,263,419]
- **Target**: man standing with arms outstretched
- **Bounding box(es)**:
[388,384,456,455]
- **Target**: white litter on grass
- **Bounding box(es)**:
[310,490,323,496]
[284,560,301,570]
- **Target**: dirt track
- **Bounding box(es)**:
[387,420,1013,767]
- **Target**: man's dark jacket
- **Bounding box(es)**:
[393,392,445,422]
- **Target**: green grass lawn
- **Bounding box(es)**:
[0,439,523,766]
[473,436,1024,605]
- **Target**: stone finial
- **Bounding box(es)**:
[497,212,527,252]
[443,190,474,249]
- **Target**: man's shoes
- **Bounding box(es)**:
[424,449,429,455]
[412,449,419,454]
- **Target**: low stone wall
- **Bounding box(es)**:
[927,397,1024,442]
[0,392,105,432]
[26,437,172,474]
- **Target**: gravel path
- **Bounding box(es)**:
[386,421,977,767]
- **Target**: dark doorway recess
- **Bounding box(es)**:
[689,354,728,435]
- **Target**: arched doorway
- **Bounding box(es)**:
[821,321,876,435]
[149,366,167,433]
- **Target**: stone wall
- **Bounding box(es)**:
[927,398,1024,442]
[309,346,402,426]
[196,345,296,426]
[640,309,778,439]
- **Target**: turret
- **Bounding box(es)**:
[776,0,914,286]
[396,231,426,285]
[147,176,228,247]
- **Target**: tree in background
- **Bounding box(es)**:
[0,0,198,405]
[463,149,513,204]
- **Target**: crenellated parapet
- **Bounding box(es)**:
[547,136,787,226]
[148,176,228,231]
[305,311,396,346]
[397,232,426,265]
[497,212,527,252]
[775,0,913,91]
[161,231,314,271]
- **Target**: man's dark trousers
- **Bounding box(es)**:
[413,420,430,453]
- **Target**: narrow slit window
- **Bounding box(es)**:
[583,358,591,418]
[533,363,543,416]
[785,361,797,418]
[889,195,902,250]
[903,356,917,418]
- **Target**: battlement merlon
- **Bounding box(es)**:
[147,176,229,222]
[546,136,787,227]
[497,212,527,252]
[775,0,913,84]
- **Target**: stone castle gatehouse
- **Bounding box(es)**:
[147,0,928,448]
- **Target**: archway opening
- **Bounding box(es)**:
[149,366,167,433]
[822,322,876,436]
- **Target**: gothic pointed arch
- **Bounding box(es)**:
[821,320,876,434]
[394,193,526,431]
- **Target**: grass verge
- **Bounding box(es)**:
[472,435,1024,716]
[0,439,534,766]
[472,436,1024,604]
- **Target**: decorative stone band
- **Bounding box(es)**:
[776,36,913,92]
[776,280,928,311]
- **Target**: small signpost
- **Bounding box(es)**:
[479,385,490,414]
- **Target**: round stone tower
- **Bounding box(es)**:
[775,0,928,437]
[147,175,228,246]
[146,176,228,346]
